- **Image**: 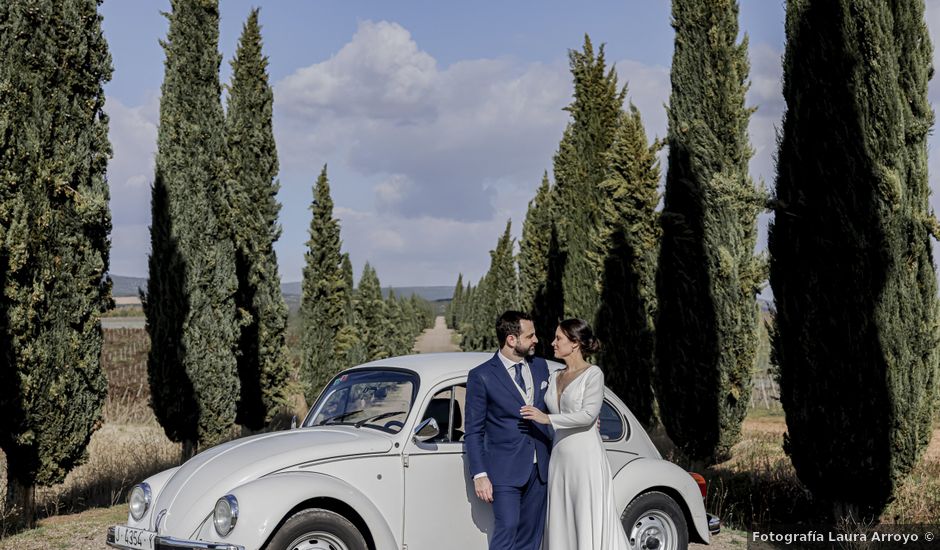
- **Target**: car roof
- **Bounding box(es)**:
[348,352,565,383]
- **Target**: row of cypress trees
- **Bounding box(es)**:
[453,0,940,521]
[449,33,703,442]
[146,1,434,459]
[0,1,435,528]
[300,166,434,405]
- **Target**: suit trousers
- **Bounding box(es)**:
[490,462,547,550]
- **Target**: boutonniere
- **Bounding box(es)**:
[540,380,548,390]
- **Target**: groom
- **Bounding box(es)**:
[465,310,553,550]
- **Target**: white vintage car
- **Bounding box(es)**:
[107,352,719,550]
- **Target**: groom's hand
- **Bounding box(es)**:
[474,476,494,503]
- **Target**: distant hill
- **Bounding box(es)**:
[279,281,454,302]
[111,275,148,297]
[110,275,454,304]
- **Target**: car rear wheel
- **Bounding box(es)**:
[265,508,367,550]
[621,491,689,550]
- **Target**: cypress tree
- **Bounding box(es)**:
[0,0,112,526]
[331,253,363,372]
[518,173,553,313]
[457,281,475,349]
[465,275,491,352]
[655,0,762,465]
[464,221,518,351]
[225,8,290,431]
[354,263,388,360]
[555,37,625,322]
[489,221,519,315]
[460,282,474,332]
[770,0,940,518]
[448,273,464,329]
[411,294,434,331]
[145,0,240,458]
[595,106,662,428]
[300,166,347,402]
[399,294,419,351]
[518,172,563,358]
[384,289,403,356]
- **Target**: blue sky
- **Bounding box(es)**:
[101,1,940,287]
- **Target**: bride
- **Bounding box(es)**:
[521,318,628,550]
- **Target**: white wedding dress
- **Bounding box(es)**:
[543,365,628,550]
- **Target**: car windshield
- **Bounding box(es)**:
[306,369,418,433]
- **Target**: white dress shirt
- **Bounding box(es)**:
[497,350,534,405]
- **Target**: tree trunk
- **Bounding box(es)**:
[4,476,36,530]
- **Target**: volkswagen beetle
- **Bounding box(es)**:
[107,352,719,550]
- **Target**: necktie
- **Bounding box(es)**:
[513,363,527,393]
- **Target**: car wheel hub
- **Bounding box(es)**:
[628,509,677,550]
[285,531,350,550]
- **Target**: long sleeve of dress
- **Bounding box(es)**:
[548,367,604,430]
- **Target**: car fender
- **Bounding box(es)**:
[612,458,710,544]
[127,466,181,529]
[201,471,398,550]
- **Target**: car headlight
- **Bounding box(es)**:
[213,495,239,537]
[129,483,151,521]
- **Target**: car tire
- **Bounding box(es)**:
[621,491,689,550]
[265,508,368,550]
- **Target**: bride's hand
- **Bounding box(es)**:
[520,405,550,425]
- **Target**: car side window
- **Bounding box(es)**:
[420,384,466,443]
[599,400,626,441]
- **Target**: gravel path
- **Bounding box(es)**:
[413,315,460,353]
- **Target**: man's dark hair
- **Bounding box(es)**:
[496,310,533,347]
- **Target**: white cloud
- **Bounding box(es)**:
[105,94,158,226]
[335,207,515,286]
[746,41,785,193]
[105,94,159,276]
[274,19,571,221]
[373,174,413,212]
[109,223,150,277]
[278,20,437,120]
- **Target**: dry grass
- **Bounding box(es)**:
[100,328,153,424]
[33,424,179,518]
[0,504,125,550]
[702,411,940,529]
[0,329,179,536]
[702,413,814,528]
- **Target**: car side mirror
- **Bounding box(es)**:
[413,417,440,442]
[290,415,298,430]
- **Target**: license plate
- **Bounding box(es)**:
[111,525,156,550]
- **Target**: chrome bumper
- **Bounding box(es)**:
[107,526,245,550]
[707,513,721,535]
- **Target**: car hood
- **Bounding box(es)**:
[153,427,393,537]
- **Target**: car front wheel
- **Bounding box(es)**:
[621,491,689,550]
[265,508,368,550]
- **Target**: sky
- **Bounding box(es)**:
[101,1,940,288]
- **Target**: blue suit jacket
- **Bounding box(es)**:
[464,353,552,486]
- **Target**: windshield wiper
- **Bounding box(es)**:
[354,411,407,429]
[319,409,363,426]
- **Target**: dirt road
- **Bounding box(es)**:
[413,315,460,353]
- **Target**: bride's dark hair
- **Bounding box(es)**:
[558,318,601,355]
